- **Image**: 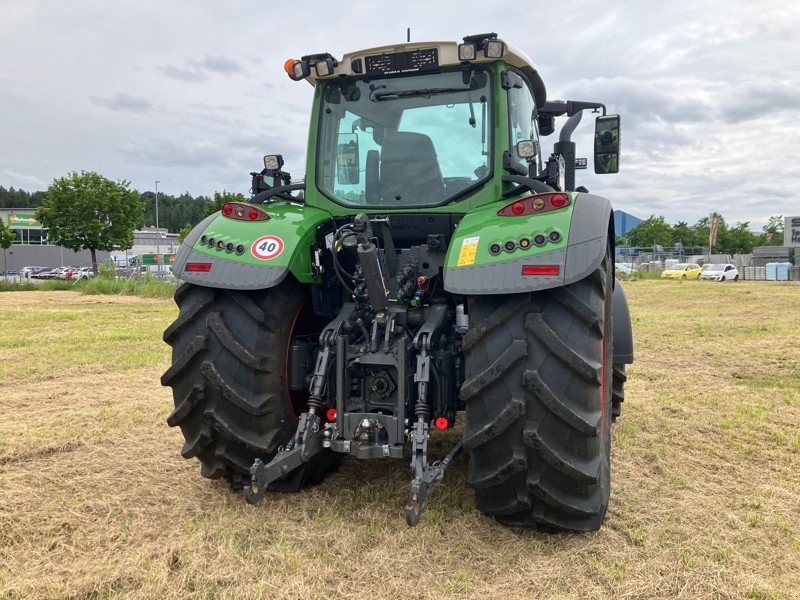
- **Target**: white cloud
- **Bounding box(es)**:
[0,0,797,228]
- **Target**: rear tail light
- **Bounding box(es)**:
[185,262,212,272]
[521,265,560,276]
[221,202,270,222]
[498,193,571,216]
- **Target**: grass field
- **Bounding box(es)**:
[1,282,798,599]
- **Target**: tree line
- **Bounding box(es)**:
[0,185,218,233]
[622,214,784,254]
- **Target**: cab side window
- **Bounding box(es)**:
[506,71,541,175]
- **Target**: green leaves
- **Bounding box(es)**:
[36,171,144,254]
[625,213,782,254]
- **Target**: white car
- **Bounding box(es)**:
[72,267,95,280]
[700,263,740,281]
[615,262,638,275]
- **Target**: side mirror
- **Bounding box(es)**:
[538,113,555,136]
[336,134,360,185]
[594,114,620,174]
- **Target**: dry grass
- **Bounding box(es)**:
[0,283,798,599]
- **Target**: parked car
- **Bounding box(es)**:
[615,262,638,276]
[700,263,740,281]
[2,270,19,276]
[73,267,95,280]
[20,266,46,277]
[35,268,59,279]
[59,267,79,280]
[661,263,702,280]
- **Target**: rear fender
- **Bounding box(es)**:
[612,279,634,364]
[172,204,332,290]
[443,192,612,294]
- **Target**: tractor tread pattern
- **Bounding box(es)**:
[160,334,208,387]
[463,250,612,531]
[461,340,527,401]
[524,313,601,384]
[163,288,214,343]
[162,283,339,491]
[612,364,627,420]
[462,396,525,450]
[522,370,600,437]
[206,311,270,372]
[167,382,206,427]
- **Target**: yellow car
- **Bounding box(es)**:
[661,263,702,280]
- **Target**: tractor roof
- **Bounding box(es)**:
[304,39,547,107]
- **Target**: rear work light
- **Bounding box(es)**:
[497,192,571,216]
[185,262,212,272]
[521,265,560,276]
[285,58,310,80]
[221,202,270,222]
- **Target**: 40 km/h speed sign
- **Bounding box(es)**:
[251,235,285,260]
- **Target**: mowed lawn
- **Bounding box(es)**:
[0,282,798,599]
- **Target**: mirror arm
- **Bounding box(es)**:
[251,183,306,204]
[501,174,555,198]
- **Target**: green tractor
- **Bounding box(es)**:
[162,33,634,531]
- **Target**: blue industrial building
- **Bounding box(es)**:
[614,210,643,238]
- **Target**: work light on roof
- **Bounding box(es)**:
[458,43,477,61]
[484,39,505,58]
[314,58,335,77]
[264,154,284,172]
[285,59,310,81]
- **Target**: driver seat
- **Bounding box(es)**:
[378,132,445,204]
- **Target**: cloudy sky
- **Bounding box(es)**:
[1,0,798,228]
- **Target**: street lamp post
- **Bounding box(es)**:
[155,180,161,273]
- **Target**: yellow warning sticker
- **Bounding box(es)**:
[457,236,480,266]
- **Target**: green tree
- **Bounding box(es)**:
[0,220,15,275]
[36,171,144,274]
[203,190,247,218]
[760,215,784,246]
[719,221,758,254]
[671,221,694,248]
[177,223,193,243]
[626,215,673,248]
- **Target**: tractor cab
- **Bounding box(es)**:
[261,33,620,212]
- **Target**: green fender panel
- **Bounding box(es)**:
[172,204,332,290]
[443,192,612,294]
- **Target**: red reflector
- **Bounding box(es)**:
[222,203,233,216]
[434,417,449,430]
[185,262,212,272]
[551,193,568,208]
[326,408,337,422]
[248,208,259,220]
[521,265,560,276]
[511,201,525,215]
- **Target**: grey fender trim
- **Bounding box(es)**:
[443,193,612,295]
[172,215,288,290]
[444,248,566,294]
[612,279,634,364]
[564,193,612,285]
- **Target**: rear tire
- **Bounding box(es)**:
[462,250,613,531]
[611,364,626,421]
[161,281,340,491]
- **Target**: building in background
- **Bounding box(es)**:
[109,227,179,268]
[0,208,110,271]
[1,209,178,272]
[614,210,643,238]
[786,216,800,246]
